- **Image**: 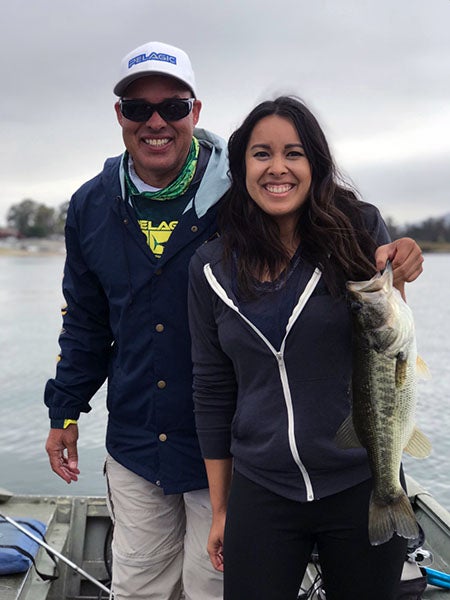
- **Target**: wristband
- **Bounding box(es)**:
[50,419,78,429]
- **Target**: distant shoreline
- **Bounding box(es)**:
[418,241,450,253]
[0,248,65,257]
[1,238,449,257]
[0,237,65,257]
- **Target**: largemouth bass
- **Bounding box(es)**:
[336,261,431,546]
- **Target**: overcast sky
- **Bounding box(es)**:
[1,0,449,226]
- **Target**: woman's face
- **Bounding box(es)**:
[245,114,312,238]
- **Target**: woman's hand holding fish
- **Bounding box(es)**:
[375,237,424,300]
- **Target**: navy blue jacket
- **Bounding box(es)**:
[45,129,230,494]
[188,204,391,502]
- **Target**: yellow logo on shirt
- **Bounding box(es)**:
[138,220,178,257]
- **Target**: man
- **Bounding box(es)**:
[44,40,423,600]
[44,41,229,600]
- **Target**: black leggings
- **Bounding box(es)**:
[223,472,408,600]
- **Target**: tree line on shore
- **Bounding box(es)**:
[385,215,450,250]
[4,199,450,248]
[5,199,69,238]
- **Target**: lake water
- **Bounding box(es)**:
[0,252,449,510]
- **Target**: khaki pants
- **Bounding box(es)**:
[104,454,223,600]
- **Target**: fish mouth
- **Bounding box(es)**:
[346,260,392,294]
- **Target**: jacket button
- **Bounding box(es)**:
[155,323,164,332]
[155,268,162,275]
[157,380,166,389]
[159,433,167,442]
[191,225,198,232]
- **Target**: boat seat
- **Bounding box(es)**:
[0,495,70,600]
[0,494,111,600]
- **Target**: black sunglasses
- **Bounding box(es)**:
[120,98,195,123]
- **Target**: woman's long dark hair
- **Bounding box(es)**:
[218,96,379,297]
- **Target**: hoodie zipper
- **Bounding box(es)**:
[203,263,322,502]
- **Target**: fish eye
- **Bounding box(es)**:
[349,300,363,313]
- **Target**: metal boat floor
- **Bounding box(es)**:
[0,492,110,600]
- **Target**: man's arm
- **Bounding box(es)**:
[44,198,113,481]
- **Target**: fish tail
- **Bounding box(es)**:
[369,490,419,546]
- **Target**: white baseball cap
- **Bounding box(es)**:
[114,41,197,97]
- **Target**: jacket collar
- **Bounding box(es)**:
[110,128,230,219]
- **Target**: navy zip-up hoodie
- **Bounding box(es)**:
[45,129,229,494]
[188,204,391,502]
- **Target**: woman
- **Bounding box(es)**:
[188,96,423,600]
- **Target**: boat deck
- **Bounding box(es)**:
[0,477,449,599]
[299,477,450,598]
[407,477,450,599]
[0,492,111,600]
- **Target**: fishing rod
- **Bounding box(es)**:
[0,513,113,597]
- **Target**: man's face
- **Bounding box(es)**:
[115,75,201,188]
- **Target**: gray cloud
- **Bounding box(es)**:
[1,0,449,224]
[347,154,450,224]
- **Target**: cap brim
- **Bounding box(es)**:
[114,72,196,97]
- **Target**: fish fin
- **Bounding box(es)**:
[396,355,430,388]
[416,355,431,380]
[404,426,432,458]
[369,490,419,546]
[395,356,409,387]
[335,415,361,449]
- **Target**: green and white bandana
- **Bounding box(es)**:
[123,137,200,258]
[123,136,200,201]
